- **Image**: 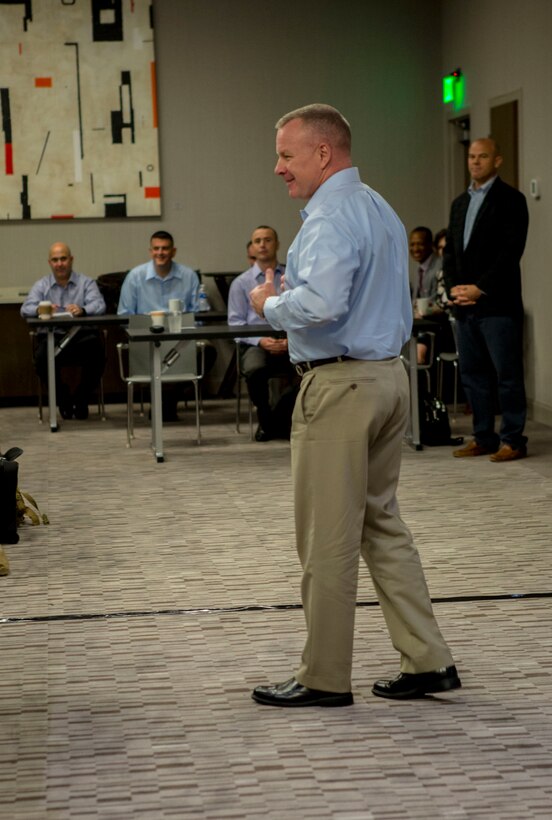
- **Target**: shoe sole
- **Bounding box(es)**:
[489,453,527,462]
[252,693,354,707]
[372,677,461,700]
[453,451,493,458]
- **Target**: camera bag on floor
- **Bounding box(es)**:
[0,447,23,545]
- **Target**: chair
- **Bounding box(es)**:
[235,342,254,440]
[401,330,436,395]
[416,330,436,394]
[436,316,460,416]
[117,314,202,446]
[96,271,128,314]
[29,329,107,423]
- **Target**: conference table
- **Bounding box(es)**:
[27,314,128,432]
[25,311,229,432]
[126,318,436,462]
[27,314,435,458]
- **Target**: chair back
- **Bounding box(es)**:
[96,271,128,313]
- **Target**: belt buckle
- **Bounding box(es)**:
[295,362,311,376]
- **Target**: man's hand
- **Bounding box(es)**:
[250,267,277,317]
[259,337,288,355]
[450,284,482,306]
[65,303,84,316]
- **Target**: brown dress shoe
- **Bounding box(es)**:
[489,443,527,462]
[453,440,495,458]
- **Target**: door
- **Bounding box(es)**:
[490,100,519,188]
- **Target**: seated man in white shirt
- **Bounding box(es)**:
[118,230,215,420]
[228,225,299,441]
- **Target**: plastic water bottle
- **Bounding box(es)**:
[198,284,211,312]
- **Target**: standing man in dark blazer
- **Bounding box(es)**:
[443,138,529,462]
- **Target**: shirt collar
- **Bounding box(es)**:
[146,260,181,281]
[49,270,77,287]
[468,175,497,197]
[252,262,283,282]
[301,166,361,221]
[419,254,433,273]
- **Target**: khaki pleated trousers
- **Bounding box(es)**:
[291,358,454,693]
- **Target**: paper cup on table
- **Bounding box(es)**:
[168,298,182,313]
[38,301,53,319]
[150,310,165,328]
[416,297,431,316]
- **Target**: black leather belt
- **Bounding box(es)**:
[295,355,355,376]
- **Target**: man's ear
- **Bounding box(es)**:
[494,154,503,170]
[318,141,331,169]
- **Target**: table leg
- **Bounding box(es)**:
[150,339,164,462]
[47,329,58,432]
[407,335,422,450]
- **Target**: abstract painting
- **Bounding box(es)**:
[0,0,160,219]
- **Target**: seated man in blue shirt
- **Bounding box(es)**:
[21,242,106,420]
[117,231,200,315]
[118,230,215,421]
[228,225,299,441]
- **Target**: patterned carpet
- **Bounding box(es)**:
[1,402,552,819]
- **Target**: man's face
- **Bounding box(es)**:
[467,140,502,188]
[409,231,432,264]
[150,238,176,270]
[275,119,324,200]
[48,244,73,283]
[250,228,278,266]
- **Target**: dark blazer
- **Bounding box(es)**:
[443,177,529,318]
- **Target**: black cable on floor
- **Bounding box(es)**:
[2,590,552,624]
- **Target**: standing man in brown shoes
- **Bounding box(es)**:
[248,104,460,708]
[443,138,529,463]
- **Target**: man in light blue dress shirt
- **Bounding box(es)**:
[117,231,200,315]
[118,231,215,420]
[21,242,106,420]
[249,104,460,707]
[228,225,298,441]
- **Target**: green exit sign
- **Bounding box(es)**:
[442,70,465,110]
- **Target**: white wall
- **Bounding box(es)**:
[442,0,552,422]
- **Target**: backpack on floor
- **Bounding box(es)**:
[16,488,49,527]
[0,447,23,545]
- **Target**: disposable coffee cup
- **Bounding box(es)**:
[168,298,182,313]
[168,312,182,332]
[150,310,165,327]
[38,300,53,319]
[416,297,431,316]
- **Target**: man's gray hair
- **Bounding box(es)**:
[275,104,351,153]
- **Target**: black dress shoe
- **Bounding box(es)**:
[254,426,272,442]
[372,665,461,700]
[59,404,74,420]
[252,677,353,707]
